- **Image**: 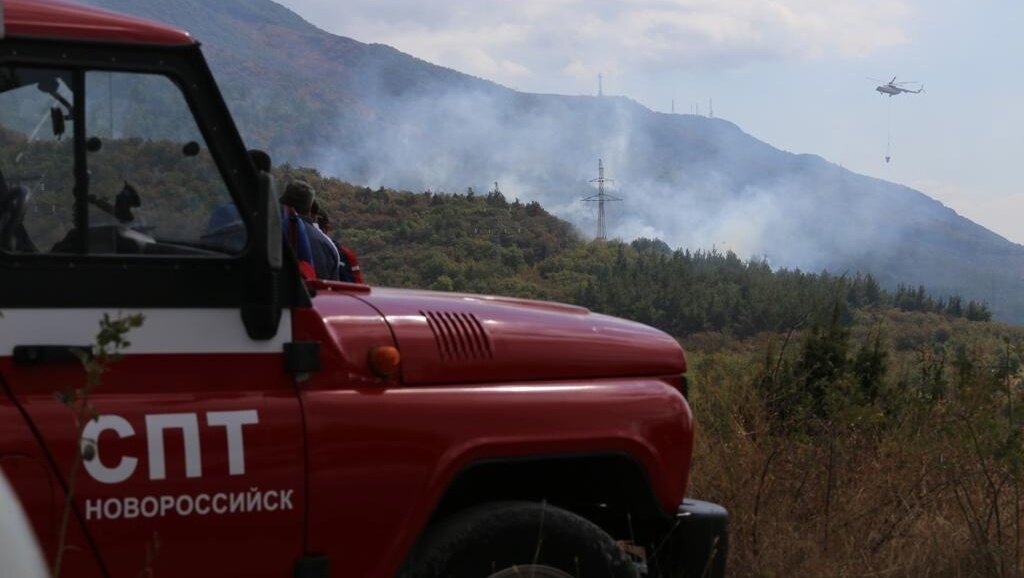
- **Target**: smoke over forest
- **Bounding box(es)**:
[309,83,972,277]
[81,0,1024,322]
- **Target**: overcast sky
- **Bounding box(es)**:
[277,0,1024,244]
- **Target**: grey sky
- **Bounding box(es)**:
[277,0,1024,244]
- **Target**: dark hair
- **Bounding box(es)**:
[280,181,315,215]
[248,149,271,173]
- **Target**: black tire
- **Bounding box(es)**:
[399,501,639,578]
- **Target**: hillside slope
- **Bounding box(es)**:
[278,166,994,335]
[81,0,1024,322]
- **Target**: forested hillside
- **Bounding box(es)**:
[286,165,992,334]
[80,0,1024,324]
[296,165,1024,578]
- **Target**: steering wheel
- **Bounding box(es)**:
[0,185,30,252]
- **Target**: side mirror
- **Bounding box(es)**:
[50,107,65,139]
[259,171,282,270]
[241,172,282,340]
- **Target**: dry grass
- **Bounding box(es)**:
[686,312,1024,578]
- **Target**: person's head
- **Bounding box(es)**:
[280,181,315,216]
[248,149,271,173]
[313,200,333,232]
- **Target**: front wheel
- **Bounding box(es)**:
[399,501,638,578]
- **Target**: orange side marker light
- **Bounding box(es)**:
[369,346,401,378]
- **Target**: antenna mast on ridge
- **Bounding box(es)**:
[582,159,622,241]
[598,73,603,97]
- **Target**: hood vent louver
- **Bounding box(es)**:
[421,310,493,361]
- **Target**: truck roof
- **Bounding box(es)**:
[1,0,193,46]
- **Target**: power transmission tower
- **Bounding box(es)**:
[582,159,622,240]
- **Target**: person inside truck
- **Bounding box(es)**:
[0,167,38,253]
[280,180,340,280]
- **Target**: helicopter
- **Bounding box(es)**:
[869,76,924,164]
[871,76,924,96]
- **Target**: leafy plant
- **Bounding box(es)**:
[52,313,144,578]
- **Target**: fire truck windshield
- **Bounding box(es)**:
[0,65,247,256]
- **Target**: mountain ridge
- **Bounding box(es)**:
[79,0,1024,322]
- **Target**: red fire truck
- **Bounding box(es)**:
[0,1,728,577]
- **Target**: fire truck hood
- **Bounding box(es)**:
[352,287,686,385]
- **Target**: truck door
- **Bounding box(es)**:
[0,57,305,578]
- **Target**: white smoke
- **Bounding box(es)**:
[309,80,925,274]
